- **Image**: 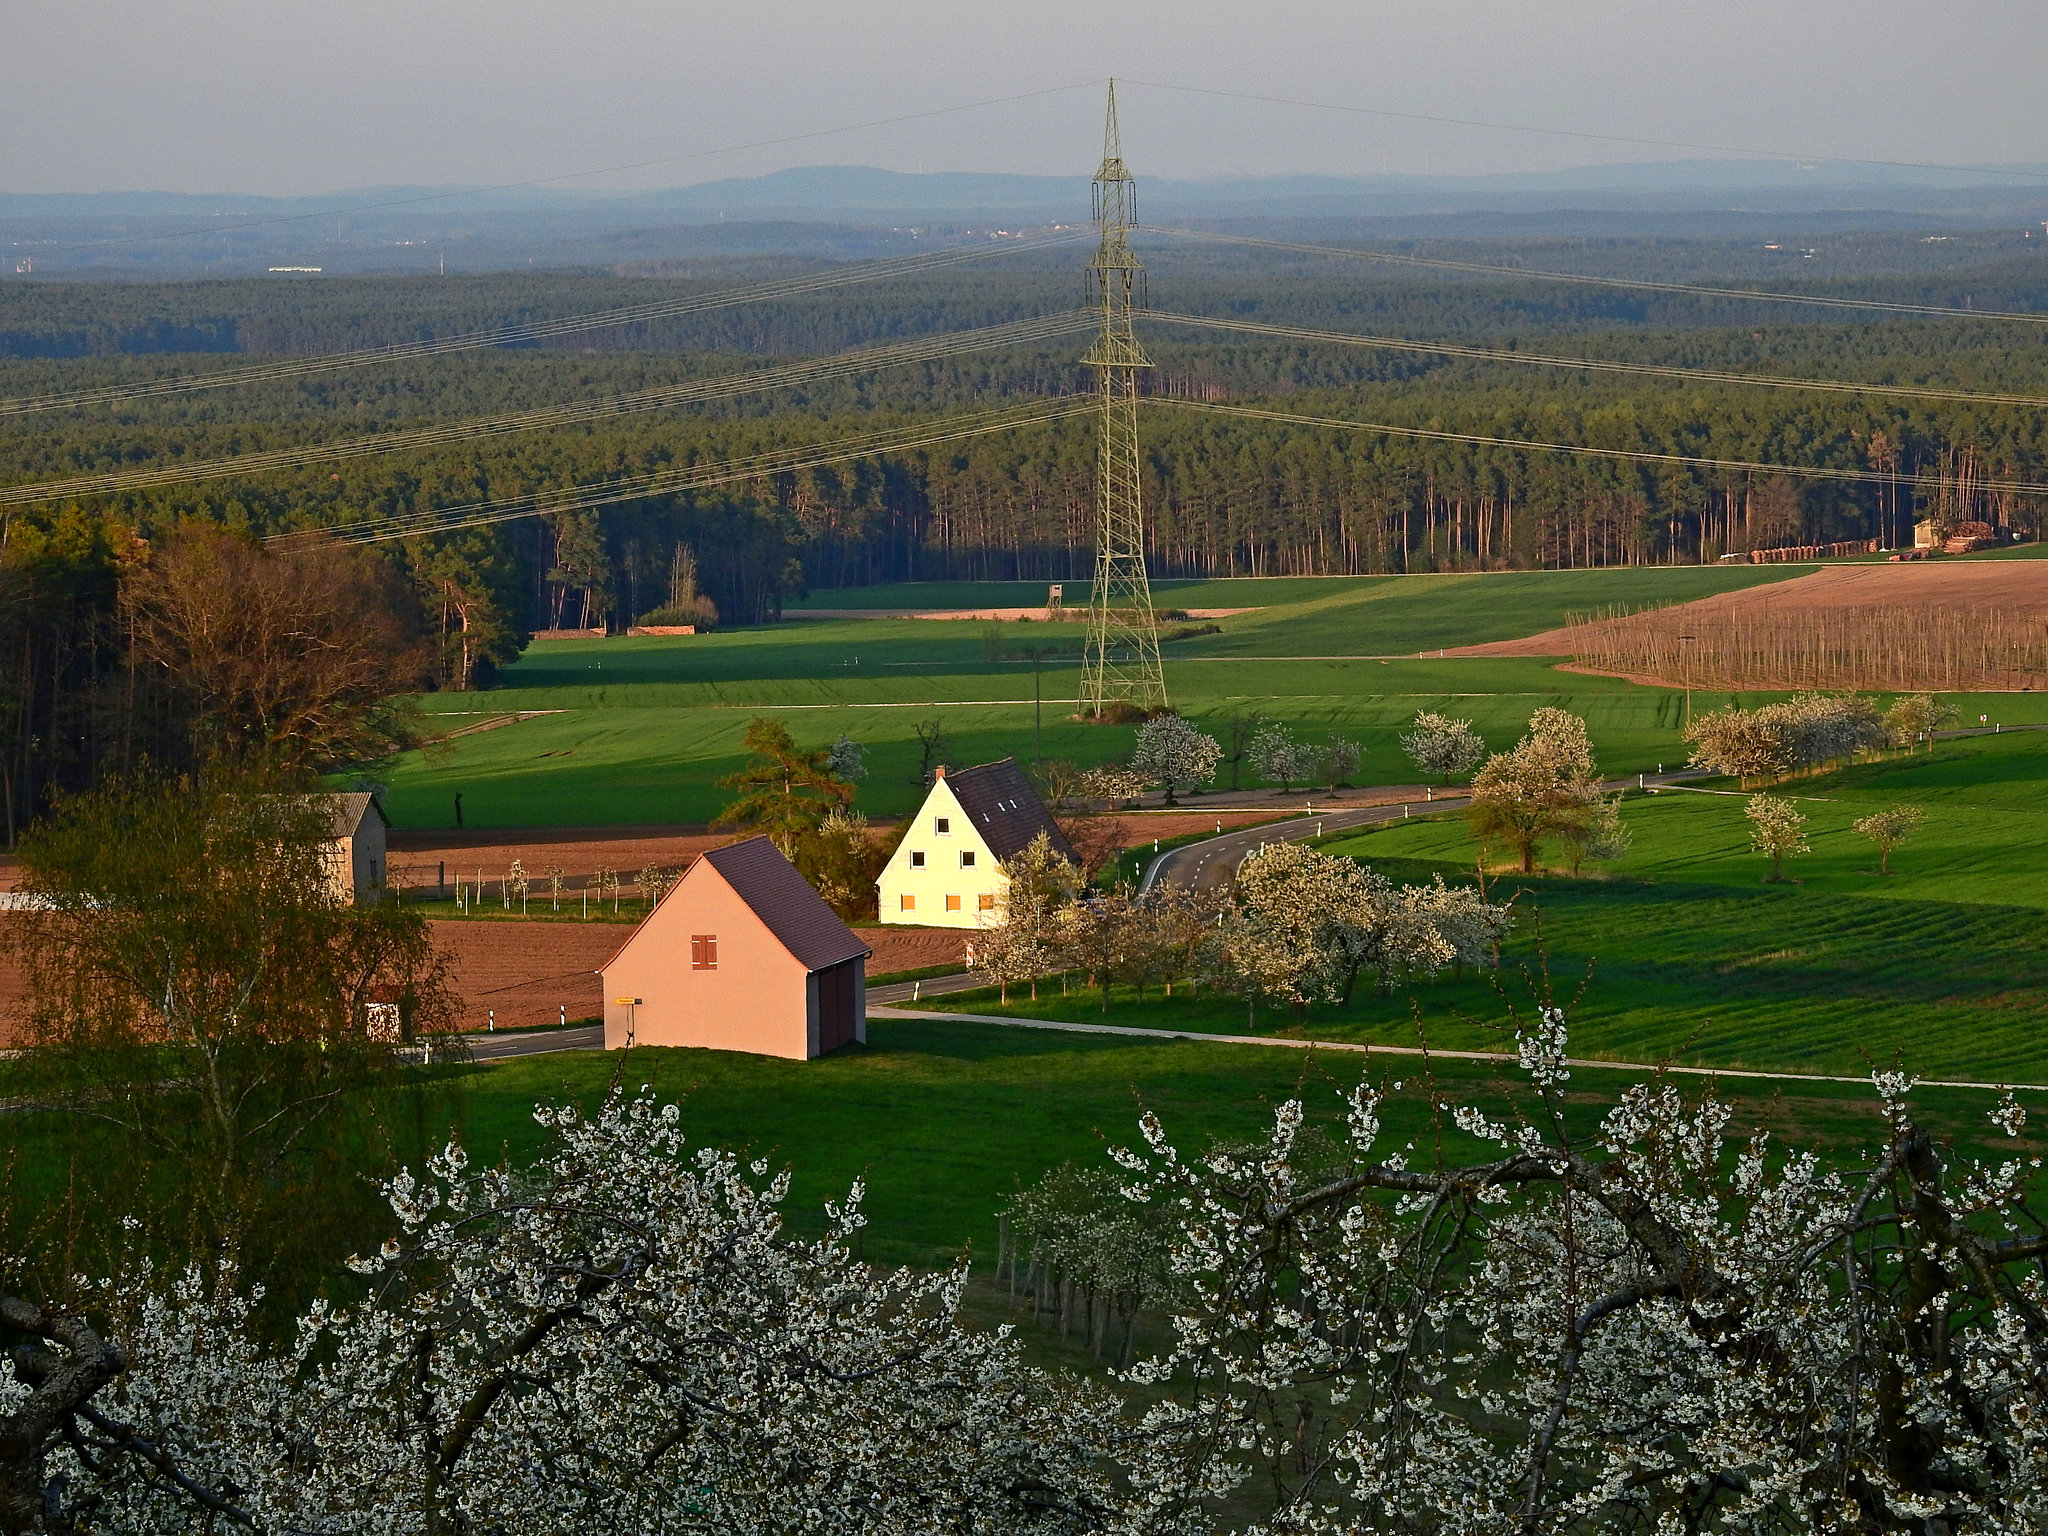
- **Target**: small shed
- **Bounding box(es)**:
[601,836,871,1060]
[876,758,1077,928]
[318,792,388,903]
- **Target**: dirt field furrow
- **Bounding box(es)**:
[1454,560,2048,664]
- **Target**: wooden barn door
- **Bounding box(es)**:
[816,960,859,1053]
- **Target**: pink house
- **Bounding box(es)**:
[601,836,870,1059]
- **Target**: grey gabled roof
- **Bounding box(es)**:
[944,758,1076,864]
[318,792,383,840]
[702,836,870,972]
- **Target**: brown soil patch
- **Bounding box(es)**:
[430,917,974,1031]
[1454,561,2048,664]
[391,829,734,894]
[862,927,971,974]
[1095,810,1289,849]
[434,919,618,1031]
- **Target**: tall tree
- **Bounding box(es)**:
[716,716,857,856]
[1467,707,1601,873]
[7,768,456,1272]
[125,525,431,769]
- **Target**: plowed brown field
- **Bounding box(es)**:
[0,813,1289,1041]
[1454,559,2048,667]
[432,920,982,1031]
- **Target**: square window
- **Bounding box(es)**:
[978,892,996,911]
[909,850,926,869]
[945,894,962,911]
[690,934,718,970]
[934,816,951,835]
[959,850,976,868]
[900,894,916,911]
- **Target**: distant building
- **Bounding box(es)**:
[602,836,870,1059]
[318,793,388,903]
[876,758,1076,929]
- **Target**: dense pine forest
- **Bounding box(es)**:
[0,228,2044,825]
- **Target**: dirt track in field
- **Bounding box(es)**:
[1453,560,2048,664]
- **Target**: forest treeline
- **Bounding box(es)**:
[1,240,2045,828]
[4,231,2046,356]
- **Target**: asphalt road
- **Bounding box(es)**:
[1139,794,1471,894]
[867,972,991,1006]
[459,1024,606,1061]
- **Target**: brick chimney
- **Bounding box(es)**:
[933,765,947,778]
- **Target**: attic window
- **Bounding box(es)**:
[690,934,718,971]
[934,816,951,835]
[910,850,926,869]
[960,850,976,868]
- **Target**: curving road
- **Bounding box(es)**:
[1139,794,1467,895]
[449,771,1712,1054]
[1137,771,1704,896]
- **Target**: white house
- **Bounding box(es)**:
[877,758,1076,929]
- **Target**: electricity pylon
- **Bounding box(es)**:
[1077,80,1168,718]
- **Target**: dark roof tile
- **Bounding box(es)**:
[945,759,1076,864]
[702,837,871,972]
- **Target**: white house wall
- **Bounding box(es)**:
[876,778,1008,929]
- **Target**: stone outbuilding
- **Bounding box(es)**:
[601,836,870,1059]
[876,758,1077,929]
[318,792,388,903]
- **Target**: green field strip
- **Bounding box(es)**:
[451,1016,2036,1268]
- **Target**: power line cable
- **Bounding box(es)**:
[0,231,1090,416]
[1144,310,2048,408]
[277,398,1092,546]
[1146,396,2048,499]
[0,312,1094,506]
[1149,227,2048,325]
[29,81,1103,257]
[1124,79,2048,184]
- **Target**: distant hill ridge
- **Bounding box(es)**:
[7,156,2046,221]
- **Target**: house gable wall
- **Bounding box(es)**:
[876,778,1006,928]
[601,860,814,1058]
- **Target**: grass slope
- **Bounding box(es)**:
[457,1018,2021,1269]
[380,569,2048,828]
[915,736,2048,1081]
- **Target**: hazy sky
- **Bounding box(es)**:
[7,0,2045,194]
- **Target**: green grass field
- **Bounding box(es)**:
[377,566,2048,829]
[350,579,2048,1277]
[452,1017,2028,1269]
[907,735,2048,1082]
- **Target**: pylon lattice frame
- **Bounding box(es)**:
[1078,81,1168,719]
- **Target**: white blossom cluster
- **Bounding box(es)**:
[1106,1007,2048,1534]
[1131,716,1226,800]
[11,1030,2048,1533]
[1400,712,1488,783]
[1214,843,1511,1016]
[16,1093,1122,1534]
[1686,693,1888,782]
